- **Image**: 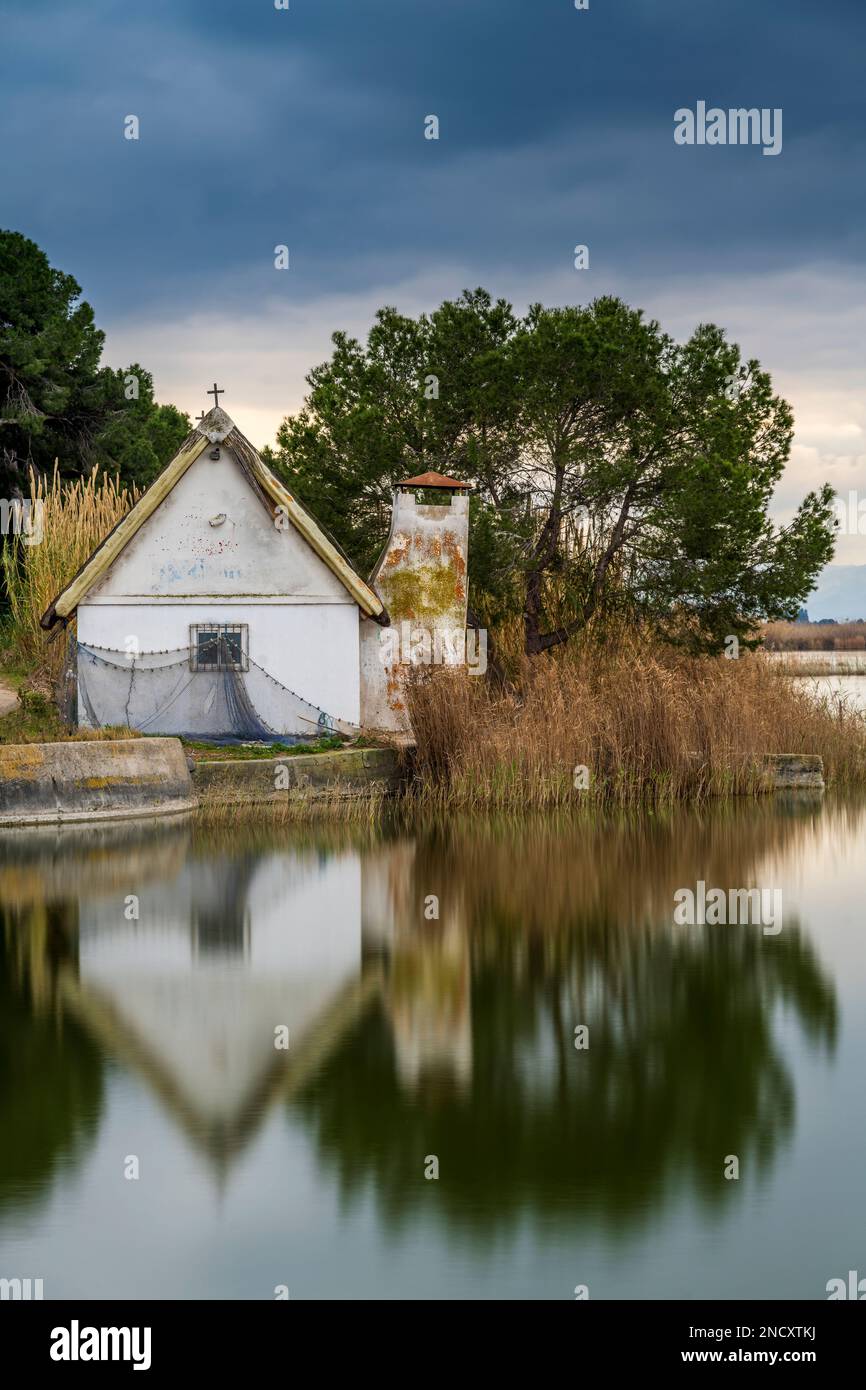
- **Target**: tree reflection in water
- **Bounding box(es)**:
[0,900,104,1218]
[295,800,838,1236]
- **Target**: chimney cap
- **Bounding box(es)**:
[396,470,470,490]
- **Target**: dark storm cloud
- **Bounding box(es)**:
[1,0,864,320]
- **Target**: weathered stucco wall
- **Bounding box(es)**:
[89,446,350,602]
[360,489,469,733]
[76,444,361,733]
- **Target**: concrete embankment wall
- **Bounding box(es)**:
[759,754,824,791]
[191,746,405,804]
[0,741,820,825]
[0,738,196,827]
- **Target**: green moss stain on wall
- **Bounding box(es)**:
[377,562,465,621]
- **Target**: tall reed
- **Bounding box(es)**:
[2,464,138,679]
[763,619,866,652]
[406,638,866,808]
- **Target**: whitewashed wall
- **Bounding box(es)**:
[76,445,361,731]
[78,602,360,731]
[89,446,350,600]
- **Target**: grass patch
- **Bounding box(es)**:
[0,692,138,744]
[0,687,65,744]
[183,734,383,761]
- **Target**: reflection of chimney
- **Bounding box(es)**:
[389,935,473,1092]
[360,472,470,733]
[361,844,474,1090]
[361,843,416,954]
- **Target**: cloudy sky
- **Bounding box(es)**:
[3,0,865,611]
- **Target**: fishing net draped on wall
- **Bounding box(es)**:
[76,640,355,742]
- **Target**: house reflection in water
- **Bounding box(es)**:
[75,841,371,1165]
[1,820,470,1175]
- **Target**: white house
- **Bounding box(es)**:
[40,403,471,739]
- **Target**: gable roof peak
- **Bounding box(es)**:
[196,405,235,444]
[39,411,387,630]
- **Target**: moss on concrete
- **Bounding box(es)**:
[377,563,465,621]
[192,746,405,804]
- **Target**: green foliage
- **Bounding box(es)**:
[0,912,105,1218]
[269,290,836,654]
[265,288,527,609]
[183,734,348,760]
[0,230,189,493]
[88,363,190,489]
[0,675,67,742]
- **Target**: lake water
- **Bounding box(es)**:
[1,799,864,1301]
[769,651,866,671]
[791,674,866,713]
[767,650,866,713]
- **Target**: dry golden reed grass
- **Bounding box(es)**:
[763,619,866,652]
[194,785,389,826]
[406,638,866,808]
[1,464,139,680]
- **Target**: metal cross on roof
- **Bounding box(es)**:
[196,409,207,423]
[207,382,224,408]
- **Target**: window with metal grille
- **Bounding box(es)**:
[190,624,249,671]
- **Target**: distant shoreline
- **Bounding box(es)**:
[763,619,866,654]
